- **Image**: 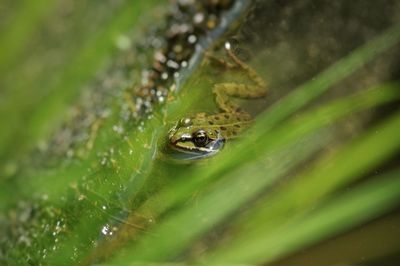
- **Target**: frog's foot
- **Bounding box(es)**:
[205,48,267,93]
[204,51,237,69]
[206,47,268,113]
[213,82,267,113]
[225,48,267,91]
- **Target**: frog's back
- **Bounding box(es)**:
[191,111,252,140]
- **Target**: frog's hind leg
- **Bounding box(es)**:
[213,83,266,113]
[226,49,267,95]
[205,50,267,95]
[206,45,268,113]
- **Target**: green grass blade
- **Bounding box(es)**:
[0,0,56,74]
[207,110,400,264]
[136,24,400,220]
[126,82,400,235]
[109,83,400,263]
[0,0,163,166]
[210,169,400,265]
[213,23,400,175]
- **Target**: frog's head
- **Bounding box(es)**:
[166,117,224,160]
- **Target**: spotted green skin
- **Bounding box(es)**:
[169,111,251,141]
[167,49,267,160]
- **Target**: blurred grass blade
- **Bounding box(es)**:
[134,24,400,219]
[129,82,400,232]
[0,0,55,75]
[0,0,163,166]
[109,84,400,263]
[214,23,400,174]
[111,130,328,263]
[206,110,400,264]
[209,169,400,265]
[257,24,400,128]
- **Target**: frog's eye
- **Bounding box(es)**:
[193,130,209,147]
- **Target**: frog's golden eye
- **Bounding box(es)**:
[193,130,208,147]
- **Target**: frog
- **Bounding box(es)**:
[166,45,267,160]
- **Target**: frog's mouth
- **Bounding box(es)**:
[166,138,225,160]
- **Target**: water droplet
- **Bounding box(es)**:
[112,124,124,134]
[193,12,204,24]
[167,59,180,69]
[225,41,231,50]
[188,34,197,44]
[161,72,169,80]
[115,35,131,50]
